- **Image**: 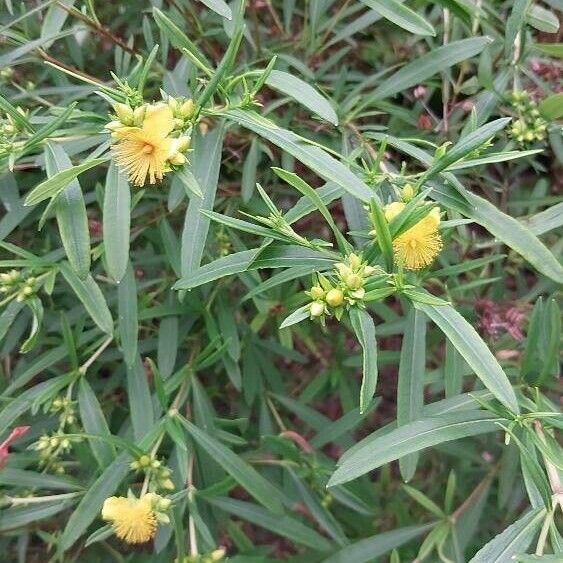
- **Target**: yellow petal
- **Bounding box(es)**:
[142,104,175,139]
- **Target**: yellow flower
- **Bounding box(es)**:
[111,104,190,187]
[101,493,158,544]
[392,211,442,270]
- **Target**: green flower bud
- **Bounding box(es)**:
[325,288,344,307]
[309,286,325,300]
[401,183,415,202]
[344,273,363,290]
[310,301,325,317]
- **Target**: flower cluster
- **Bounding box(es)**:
[508,91,547,145]
[130,453,175,492]
[384,202,442,270]
[0,269,36,302]
[106,96,193,187]
[307,254,379,322]
[102,492,171,544]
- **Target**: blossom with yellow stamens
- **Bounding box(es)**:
[385,202,442,270]
[109,103,190,187]
[102,493,160,544]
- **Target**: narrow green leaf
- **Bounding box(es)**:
[369,200,394,271]
[360,0,435,36]
[350,308,378,414]
[207,497,331,550]
[420,118,511,184]
[272,167,349,251]
[103,162,130,283]
[397,306,426,482]
[324,523,436,563]
[78,378,115,467]
[24,158,108,206]
[223,109,376,203]
[469,508,546,563]
[117,262,138,366]
[413,302,519,413]
[266,70,339,124]
[174,248,263,290]
[372,37,491,100]
[60,454,131,550]
[152,7,211,68]
[178,416,284,514]
[46,143,90,279]
[198,0,232,19]
[60,262,113,335]
[329,410,503,486]
[279,305,310,329]
[127,356,155,442]
[181,125,225,277]
[0,500,76,532]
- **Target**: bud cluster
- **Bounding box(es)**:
[34,432,82,474]
[508,91,547,145]
[50,396,77,426]
[167,96,195,129]
[0,107,27,158]
[307,254,379,323]
[0,269,36,302]
[130,454,175,492]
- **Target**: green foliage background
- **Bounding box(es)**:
[0,0,561,561]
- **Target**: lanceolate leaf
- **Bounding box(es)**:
[469,508,546,563]
[60,262,113,335]
[397,306,426,482]
[24,157,109,206]
[223,109,376,203]
[46,143,91,279]
[207,497,332,551]
[103,163,130,283]
[413,302,519,413]
[178,416,284,514]
[360,0,435,36]
[372,37,491,100]
[350,308,378,414]
[324,523,436,563]
[265,70,339,124]
[180,125,225,277]
[329,410,503,486]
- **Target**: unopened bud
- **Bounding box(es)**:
[310,301,325,317]
[348,254,361,270]
[401,183,414,202]
[180,99,194,118]
[325,288,344,307]
[160,479,175,490]
[309,286,325,300]
[113,103,134,125]
[169,152,186,166]
[344,273,363,290]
